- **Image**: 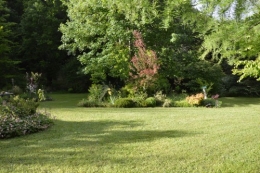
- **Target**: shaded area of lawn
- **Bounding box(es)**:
[1,94,260,172]
[0,119,198,172]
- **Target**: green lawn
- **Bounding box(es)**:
[1,94,260,173]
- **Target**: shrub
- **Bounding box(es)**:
[173,100,193,107]
[88,84,104,101]
[120,84,136,98]
[1,96,39,118]
[0,96,53,139]
[0,112,53,139]
[186,93,204,106]
[114,98,135,108]
[145,97,156,107]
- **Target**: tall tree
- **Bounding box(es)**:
[196,0,260,81]
[0,0,19,88]
[60,0,159,83]
[60,0,224,93]
[19,0,67,87]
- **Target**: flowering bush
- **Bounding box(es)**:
[186,93,204,106]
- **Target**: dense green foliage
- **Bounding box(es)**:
[196,0,260,81]
[0,96,53,138]
[1,0,260,96]
[0,0,20,87]
[144,97,157,107]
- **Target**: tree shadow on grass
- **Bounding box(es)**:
[0,119,200,170]
[52,119,198,144]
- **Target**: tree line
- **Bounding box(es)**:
[1,0,260,96]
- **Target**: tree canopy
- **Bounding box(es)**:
[1,0,260,96]
[196,0,260,81]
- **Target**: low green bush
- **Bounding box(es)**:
[173,100,193,107]
[0,112,53,139]
[114,98,135,108]
[145,97,156,107]
[0,96,53,139]
[1,96,39,118]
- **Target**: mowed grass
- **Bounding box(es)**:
[1,94,260,173]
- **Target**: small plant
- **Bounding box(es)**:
[38,89,46,102]
[107,88,120,105]
[88,84,105,102]
[26,72,41,94]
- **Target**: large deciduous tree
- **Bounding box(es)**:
[59,0,159,83]
[60,0,224,93]
[196,0,260,81]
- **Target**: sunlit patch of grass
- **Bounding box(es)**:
[1,94,260,172]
